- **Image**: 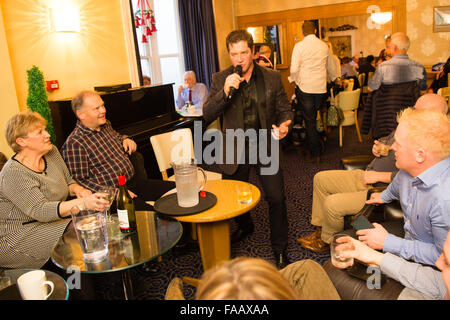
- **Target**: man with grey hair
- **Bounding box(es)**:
[368,32,427,91]
[176,71,208,112]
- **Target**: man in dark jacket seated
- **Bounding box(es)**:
[362,32,427,139]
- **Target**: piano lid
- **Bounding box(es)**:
[49,83,178,148]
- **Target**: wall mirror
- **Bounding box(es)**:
[433,6,450,32]
[247,25,283,65]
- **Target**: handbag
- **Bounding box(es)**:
[326,88,343,127]
[327,104,343,127]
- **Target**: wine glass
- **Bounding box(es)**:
[99,187,116,221]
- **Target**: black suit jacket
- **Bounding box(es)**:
[203,63,293,175]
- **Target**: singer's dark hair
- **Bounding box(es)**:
[226,30,254,52]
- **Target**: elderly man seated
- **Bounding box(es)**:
[368,32,427,92]
[176,71,208,112]
[298,94,448,253]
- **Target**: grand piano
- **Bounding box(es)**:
[49,83,196,179]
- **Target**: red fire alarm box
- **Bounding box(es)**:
[46,80,59,91]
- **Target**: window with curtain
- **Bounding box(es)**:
[130,0,185,97]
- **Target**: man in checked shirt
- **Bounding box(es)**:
[61,90,174,209]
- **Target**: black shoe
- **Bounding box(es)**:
[231,225,254,243]
[174,238,199,253]
[274,250,290,270]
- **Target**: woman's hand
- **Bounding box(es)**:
[69,184,92,198]
[83,193,109,212]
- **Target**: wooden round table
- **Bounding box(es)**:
[170,179,261,272]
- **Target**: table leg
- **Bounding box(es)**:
[196,220,230,271]
[121,269,134,300]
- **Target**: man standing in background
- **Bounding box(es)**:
[289,21,340,163]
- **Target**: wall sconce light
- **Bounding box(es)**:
[50,2,80,33]
[370,12,392,25]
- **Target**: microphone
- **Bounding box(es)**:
[227,65,243,100]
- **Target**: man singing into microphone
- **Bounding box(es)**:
[203,29,293,269]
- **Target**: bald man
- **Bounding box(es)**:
[368,32,427,91]
[298,94,447,253]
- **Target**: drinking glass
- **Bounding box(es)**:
[330,234,354,268]
[236,182,252,204]
[378,143,390,157]
[99,187,116,222]
[377,137,390,157]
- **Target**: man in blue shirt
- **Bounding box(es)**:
[176,71,208,112]
[361,108,450,266]
[368,32,427,91]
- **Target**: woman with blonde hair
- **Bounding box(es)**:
[166,257,341,300]
[0,110,107,269]
[196,257,298,300]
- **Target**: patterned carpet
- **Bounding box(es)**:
[93,119,374,300]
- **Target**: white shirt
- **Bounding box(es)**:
[289,34,339,94]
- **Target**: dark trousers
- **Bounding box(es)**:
[127,176,175,211]
[296,87,326,157]
[223,163,288,254]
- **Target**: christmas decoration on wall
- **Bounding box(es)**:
[328,24,358,32]
[134,0,157,43]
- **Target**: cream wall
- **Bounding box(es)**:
[406,0,450,64]
[1,0,131,108]
[0,2,19,157]
[322,14,392,58]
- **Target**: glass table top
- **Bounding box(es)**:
[51,211,182,274]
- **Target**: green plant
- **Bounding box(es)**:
[26,65,56,145]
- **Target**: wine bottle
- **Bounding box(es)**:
[117,173,136,233]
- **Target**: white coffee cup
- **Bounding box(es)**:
[17,270,54,300]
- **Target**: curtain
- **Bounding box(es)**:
[178,0,220,89]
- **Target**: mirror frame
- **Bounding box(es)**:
[433,6,450,33]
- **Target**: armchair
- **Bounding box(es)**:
[324,158,406,299]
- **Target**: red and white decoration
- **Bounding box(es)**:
[134,0,157,43]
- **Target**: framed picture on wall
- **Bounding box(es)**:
[329,35,352,58]
[433,6,450,32]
